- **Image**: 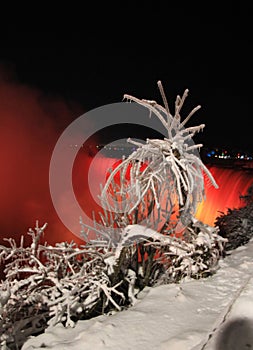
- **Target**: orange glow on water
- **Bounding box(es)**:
[78,156,253,229]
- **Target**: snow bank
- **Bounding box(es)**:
[22,238,253,350]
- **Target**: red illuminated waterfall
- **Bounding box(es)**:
[0,72,252,244]
[195,165,253,226]
[76,155,253,228]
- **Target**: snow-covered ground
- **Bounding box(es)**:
[22,238,253,350]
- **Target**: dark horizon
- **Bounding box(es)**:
[1,60,251,152]
[1,3,251,152]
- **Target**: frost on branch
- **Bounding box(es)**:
[0,222,127,349]
[98,80,218,237]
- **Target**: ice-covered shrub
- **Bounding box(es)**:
[81,80,227,285]
[0,222,130,349]
[99,80,218,235]
[0,219,227,349]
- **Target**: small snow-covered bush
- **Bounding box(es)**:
[0,222,129,349]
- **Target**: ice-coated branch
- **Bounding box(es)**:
[97,81,219,240]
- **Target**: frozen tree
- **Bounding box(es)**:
[97,80,218,240]
[80,81,226,291]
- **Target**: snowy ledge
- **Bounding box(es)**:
[22,238,253,350]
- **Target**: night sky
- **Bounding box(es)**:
[1,3,252,152]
